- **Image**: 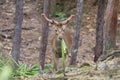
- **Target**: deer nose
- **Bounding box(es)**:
[58,37,62,40]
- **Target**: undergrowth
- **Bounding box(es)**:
[0,53,39,80]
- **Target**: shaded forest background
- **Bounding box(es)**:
[0,0,120,79]
[0,0,98,66]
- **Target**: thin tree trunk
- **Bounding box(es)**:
[93,0,98,6]
[103,0,119,58]
[11,0,23,68]
[0,0,5,5]
[39,0,50,70]
[70,0,83,65]
[94,0,106,62]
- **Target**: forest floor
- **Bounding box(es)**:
[0,0,120,80]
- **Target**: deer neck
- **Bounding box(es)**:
[55,37,62,50]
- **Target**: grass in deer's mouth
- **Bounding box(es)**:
[61,39,67,73]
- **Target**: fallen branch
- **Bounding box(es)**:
[0,33,12,39]
[0,27,35,32]
[98,50,120,61]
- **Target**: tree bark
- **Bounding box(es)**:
[94,0,106,62]
[39,0,50,70]
[11,0,23,68]
[0,0,5,5]
[70,0,83,65]
[103,0,119,58]
[93,0,98,6]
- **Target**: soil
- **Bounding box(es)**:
[0,0,120,80]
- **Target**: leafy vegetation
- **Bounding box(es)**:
[0,65,12,80]
[55,12,66,20]
[0,54,39,80]
[79,62,91,68]
[50,12,66,20]
[43,63,53,73]
[13,62,39,78]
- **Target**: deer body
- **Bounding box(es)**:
[41,13,74,71]
[51,29,72,58]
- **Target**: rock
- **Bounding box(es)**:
[96,62,107,70]
[106,59,118,70]
[97,58,120,71]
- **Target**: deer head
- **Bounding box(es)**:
[41,13,74,41]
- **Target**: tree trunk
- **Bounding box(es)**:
[70,0,83,65]
[11,0,23,68]
[0,0,5,5]
[94,0,106,62]
[93,0,98,6]
[102,0,119,60]
[39,0,50,70]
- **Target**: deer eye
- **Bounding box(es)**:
[55,29,57,32]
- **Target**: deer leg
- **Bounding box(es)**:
[53,51,59,72]
[53,57,58,71]
[66,49,71,57]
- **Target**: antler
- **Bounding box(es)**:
[41,13,53,23]
[41,13,59,24]
[61,15,74,25]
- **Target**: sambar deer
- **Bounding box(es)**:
[41,13,74,72]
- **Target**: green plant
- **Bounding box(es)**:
[61,39,67,74]
[79,62,91,68]
[0,54,39,79]
[0,54,12,66]
[50,12,66,20]
[0,54,13,80]
[43,64,53,73]
[13,62,39,78]
[0,65,12,80]
[55,12,66,20]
